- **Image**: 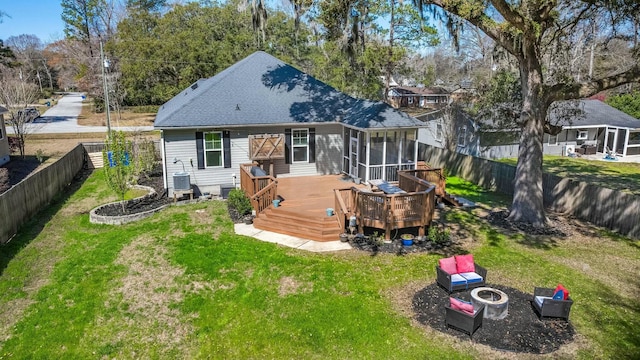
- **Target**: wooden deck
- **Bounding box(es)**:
[252,175,365,242]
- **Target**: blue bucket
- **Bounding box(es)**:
[273,199,281,208]
[326,208,334,216]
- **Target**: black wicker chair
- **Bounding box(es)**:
[445,303,485,338]
[532,287,573,320]
[436,263,487,293]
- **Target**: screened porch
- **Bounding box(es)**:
[342,127,418,183]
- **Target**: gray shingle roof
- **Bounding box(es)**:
[560,99,640,129]
[154,51,422,130]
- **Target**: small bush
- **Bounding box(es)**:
[228,189,252,216]
[428,226,450,243]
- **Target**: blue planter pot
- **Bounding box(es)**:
[402,239,414,246]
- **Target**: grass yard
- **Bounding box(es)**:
[0,171,638,359]
[500,156,640,195]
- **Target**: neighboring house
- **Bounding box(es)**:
[0,106,10,166]
[387,86,451,110]
[416,99,640,161]
[155,51,426,196]
[542,99,640,157]
[415,108,485,159]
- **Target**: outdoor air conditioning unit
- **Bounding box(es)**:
[173,172,191,190]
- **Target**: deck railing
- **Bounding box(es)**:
[240,163,278,214]
[333,174,436,240]
[400,168,446,197]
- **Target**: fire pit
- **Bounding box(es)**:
[470,287,509,320]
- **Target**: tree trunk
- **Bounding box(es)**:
[507,66,548,227]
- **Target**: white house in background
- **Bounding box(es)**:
[0,106,10,166]
[154,51,427,197]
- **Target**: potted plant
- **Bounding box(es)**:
[339,233,349,242]
[401,234,414,246]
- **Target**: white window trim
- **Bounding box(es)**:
[577,130,588,140]
[407,96,414,104]
[204,131,223,168]
[457,126,467,147]
[435,123,443,142]
[292,128,309,163]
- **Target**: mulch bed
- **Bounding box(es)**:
[93,167,171,217]
[413,283,574,354]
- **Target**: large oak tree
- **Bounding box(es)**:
[414,0,640,226]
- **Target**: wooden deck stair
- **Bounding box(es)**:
[252,200,343,242]
[442,191,463,207]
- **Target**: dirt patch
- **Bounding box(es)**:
[278,276,313,297]
[0,157,43,194]
[91,235,195,355]
[77,105,155,127]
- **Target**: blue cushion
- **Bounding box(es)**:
[552,290,564,300]
[460,272,483,283]
[451,274,467,286]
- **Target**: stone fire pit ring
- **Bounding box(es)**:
[471,287,509,320]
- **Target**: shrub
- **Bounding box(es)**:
[228,189,252,216]
[428,226,451,243]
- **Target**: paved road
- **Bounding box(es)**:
[7,93,154,134]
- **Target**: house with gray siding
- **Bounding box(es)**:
[415,100,640,161]
[0,106,10,166]
[154,51,426,196]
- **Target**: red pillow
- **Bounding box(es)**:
[455,254,475,273]
[439,257,458,274]
[449,297,474,315]
[554,284,570,300]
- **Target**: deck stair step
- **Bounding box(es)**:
[442,192,463,207]
[252,201,343,242]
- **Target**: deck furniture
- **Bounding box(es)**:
[436,254,487,293]
[445,302,485,338]
[532,287,573,320]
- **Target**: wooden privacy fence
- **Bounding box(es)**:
[420,146,640,239]
[0,144,85,244]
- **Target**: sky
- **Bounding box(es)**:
[0,1,65,43]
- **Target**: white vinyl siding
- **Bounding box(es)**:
[163,124,343,194]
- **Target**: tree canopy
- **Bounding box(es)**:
[413,0,640,226]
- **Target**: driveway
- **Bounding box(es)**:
[7,93,154,134]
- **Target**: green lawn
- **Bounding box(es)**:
[500,156,640,195]
[0,171,638,359]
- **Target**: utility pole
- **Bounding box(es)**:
[100,41,112,139]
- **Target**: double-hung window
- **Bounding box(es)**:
[577,130,588,140]
[292,129,309,162]
[204,132,223,167]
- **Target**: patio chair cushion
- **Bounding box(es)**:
[439,257,458,275]
[450,274,468,287]
[460,272,483,284]
[450,297,474,315]
[455,254,475,273]
[534,296,551,308]
[554,284,570,300]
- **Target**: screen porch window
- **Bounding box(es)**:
[548,134,558,145]
[292,129,309,162]
[204,132,223,167]
[457,127,467,147]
